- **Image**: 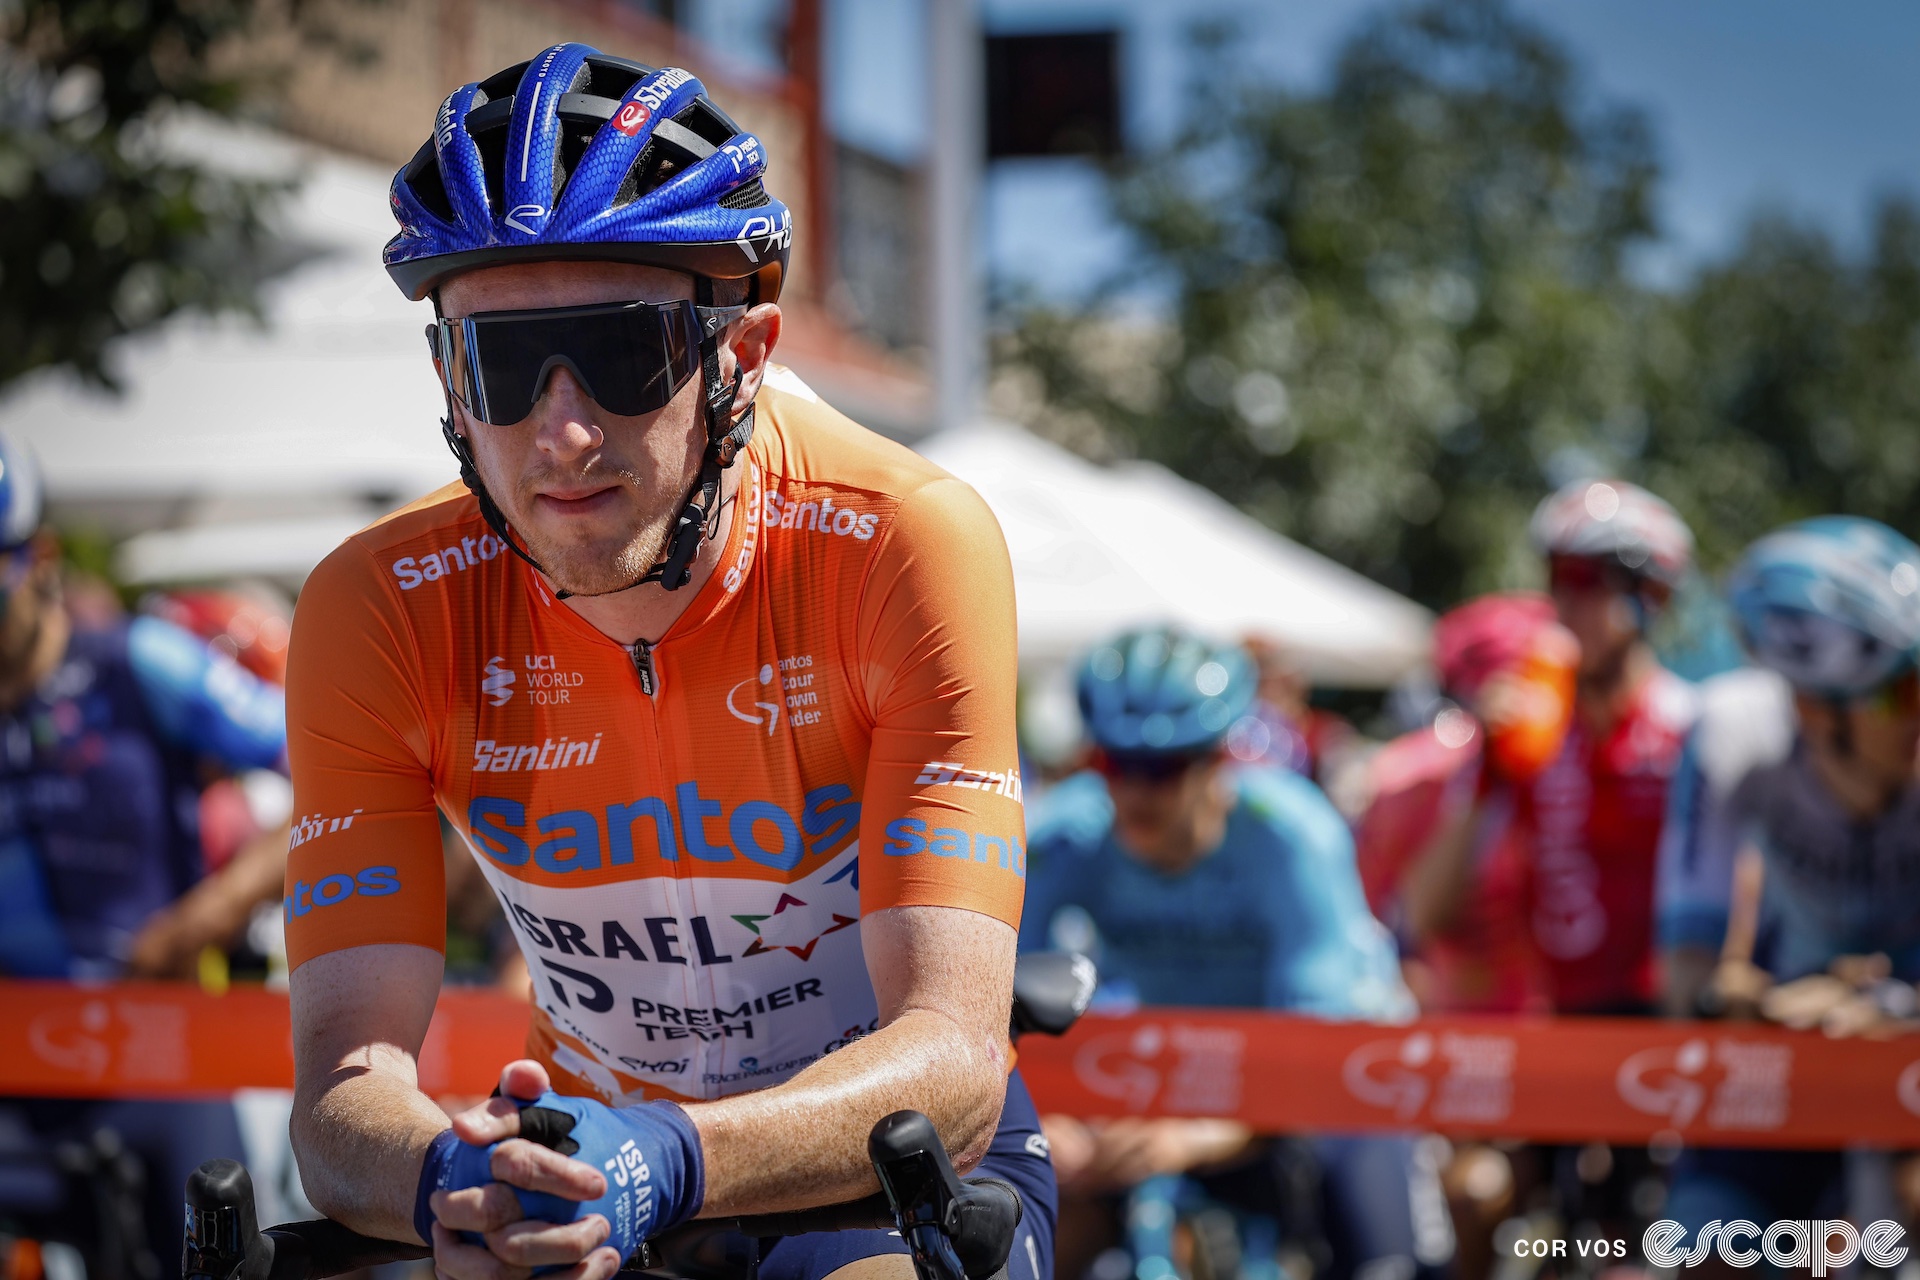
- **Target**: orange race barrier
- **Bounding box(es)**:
[2,983,1918,1150]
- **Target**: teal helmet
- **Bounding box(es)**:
[1728,516,1920,698]
[1076,627,1256,756]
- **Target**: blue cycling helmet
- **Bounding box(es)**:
[386,46,791,595]
[1728,516,1920,698]
[385,46,789,304]
[1077,628,1257,756]
[0,431,44,551]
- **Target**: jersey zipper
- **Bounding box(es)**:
[630,639,658,696]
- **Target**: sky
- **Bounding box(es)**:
[823,0,1920,300]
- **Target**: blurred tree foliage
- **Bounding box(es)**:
[995,0,1920,604]
[0,0,355,391]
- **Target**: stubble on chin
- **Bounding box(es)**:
[519,497,678,597]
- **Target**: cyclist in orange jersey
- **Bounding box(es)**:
[283,46,1046,1280]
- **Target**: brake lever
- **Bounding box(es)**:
[184,1158,266,1280]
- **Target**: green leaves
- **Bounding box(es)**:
[998,0,1918,606]
[0,0,322,390]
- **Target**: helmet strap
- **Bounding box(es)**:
[427,281,755,602]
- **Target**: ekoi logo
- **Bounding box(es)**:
[504,203,546,236]
[483,657,516,707]
[612,100,651,136]
[728,664,781,735]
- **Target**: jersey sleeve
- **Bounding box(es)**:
[854,477,1025,929]
[283,539,447,969]
[127,616,287,771]
[1247,772,1416,1021]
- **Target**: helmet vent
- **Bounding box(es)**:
[613,139,680,208]
[400,139,456,224]
[718,179,768,210]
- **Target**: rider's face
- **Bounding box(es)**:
[1547,555,1646,678]
[1849,674,1920,790]
[437,262,712,598]
[1100,753,1222,867]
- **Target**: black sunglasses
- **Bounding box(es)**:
[1094,749,1212,783]
[428,298,746,426]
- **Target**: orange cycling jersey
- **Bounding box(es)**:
[285,370,1025,1105]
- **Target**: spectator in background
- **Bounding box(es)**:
[1659,518,1920,1234]
[1357,592,1574,1016]
[1521,479,1698,1016]
[0,431,290,1275]
[1023,627,1449,1280]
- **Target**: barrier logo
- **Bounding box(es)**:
[1615,1037,1791,1132]
[1343,1031,1516,1125]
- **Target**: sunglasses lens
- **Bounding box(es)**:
[1099,752,1202,782]
[453,301,701,425]
[1873,669,1920,716]
[1550,556,1608,594]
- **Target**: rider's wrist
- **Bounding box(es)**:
[649,1100,707,1226]
[413,1128,463,1245]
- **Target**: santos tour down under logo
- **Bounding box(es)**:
[728,665,781,735]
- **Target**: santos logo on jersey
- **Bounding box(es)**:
[762,490,878,540]
[467,782,860,874]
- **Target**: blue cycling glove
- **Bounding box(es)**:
[415,1091,705,1264]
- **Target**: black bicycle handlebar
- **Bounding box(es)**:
[184,951,1092,1280]
[185,1127,1021,1280]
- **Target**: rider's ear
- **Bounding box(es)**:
[727,302,783,415]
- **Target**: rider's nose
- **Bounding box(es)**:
[530,365,603,457]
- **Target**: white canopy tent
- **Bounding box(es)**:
[917,423,1431,687]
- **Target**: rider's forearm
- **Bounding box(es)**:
[685,1006,1009,1217]
[290,944,453,1245]
[291,1041,451,1243]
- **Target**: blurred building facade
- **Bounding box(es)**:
[244,0,931,435]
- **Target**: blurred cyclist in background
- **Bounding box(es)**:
[1355,594,1572,1279]
[0,431,291,1275]
[1658,517,1920,1235]
[1357,592,1572,1016]
[1522,479,1698,1016]
[1023,627,1451,1280]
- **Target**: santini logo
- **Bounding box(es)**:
[916,761,1023,802]
[473,735,603,772]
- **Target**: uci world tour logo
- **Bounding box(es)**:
[482,657,516,707]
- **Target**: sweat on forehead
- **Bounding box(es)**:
[437,260,695,317]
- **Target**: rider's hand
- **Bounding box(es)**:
[424,1059,705,1270]
[422,1062,620,1277]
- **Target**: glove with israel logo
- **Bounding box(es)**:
[415,1091,705,1264]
